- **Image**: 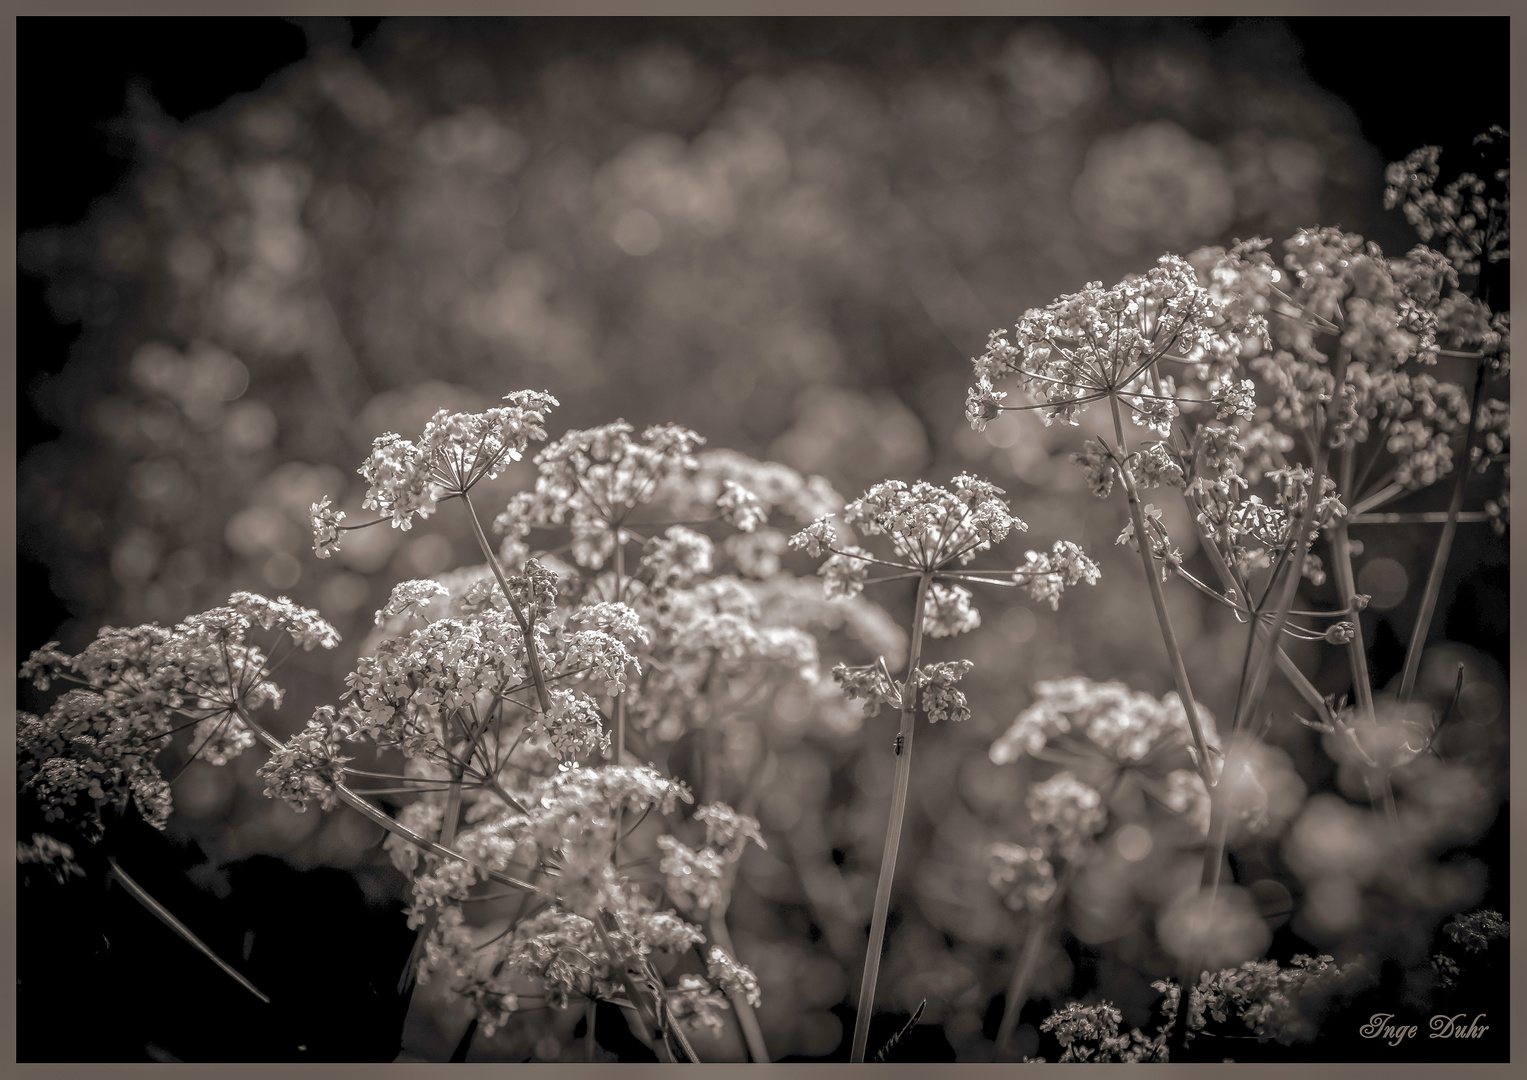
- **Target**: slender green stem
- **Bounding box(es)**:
[585,997,598,1061]
[709,913,771,1063]
[849,572,932,1063]
[1398,362,1487,701]
[461,490,553,714]
[1106,395,1213,789]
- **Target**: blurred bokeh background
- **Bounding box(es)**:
[17,16,1509,1062]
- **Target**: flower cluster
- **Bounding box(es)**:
[1384,129,1510,275]
[625,573,821,742]
[362,392,561,534]
[986,841,1057,913]
[537,690,610,767]
[495,421,705,568]
[258,705,354,812]
[658,801,767,915]
[969,254,1260,435]
[990,677,1219,769]
[1026,771,1108,861]
[986,771,1109,913]
[913,660,975,724]
[1038,1000,1166,1063]
[1154,953,1368,1045]
[668,975,734,1034]
[17,594,337,833]
[706,947,763,1008]
[791,474,1098,643]
[1442,909,1509,954]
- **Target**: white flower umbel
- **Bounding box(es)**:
[790,473,1099,1062]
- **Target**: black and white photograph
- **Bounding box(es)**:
[14,14,1511,1065]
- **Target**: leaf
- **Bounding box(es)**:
[873,999,926,1063]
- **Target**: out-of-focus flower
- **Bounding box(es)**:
[1026,771,1107,861]
[990,677,1218,769]
[15,833,85,884]
[986,841,1057,913]
[706,947,762,1007]
[1157,884,1271,970]
[1154,953,1369,1045]
[1073,121,1235,255]
[1442,909,1509,953]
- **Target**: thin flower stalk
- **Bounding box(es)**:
[233,704,539,894]
[1398,362,1487,701]
[708,912,771,1062]
[1106,393,1214,790]
[1228,350,1344,736]
[850,571,933,1064]
[1330,445,1375,722]
[462,490,553,715]
[1183,500,1336,728]
[995,858,1083,1055]
[398,765,466,995]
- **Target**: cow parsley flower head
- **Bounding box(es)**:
[706,948,763,1008]
[693,802,766,855]
[987,842,1057,912]
[840,474,1027,571]
[669,975,733,1034]
[914,660,975,723]
[971,254,1259,435]
[376,579,450,626]
[311,496,345,558]
[18,594,337,835]
[991,677,1219,769]
[496,421,705,569]
[657,835,728,912]
[1027,771,1108,861]
[333,391,559,536]
[538,690,611,767]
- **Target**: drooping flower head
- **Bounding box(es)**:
[17,594,339,834]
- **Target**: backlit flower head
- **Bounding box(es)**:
[970,254,1257,435]
[496,421,704,569]
[354,391,559,533]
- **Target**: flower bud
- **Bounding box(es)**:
[1325,621,1356,645]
